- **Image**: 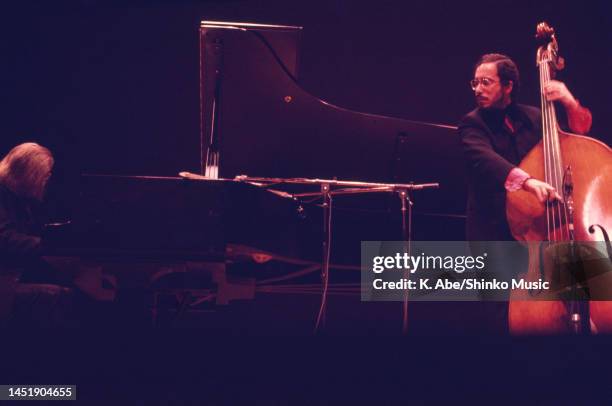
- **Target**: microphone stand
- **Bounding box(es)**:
[397,189,413,335]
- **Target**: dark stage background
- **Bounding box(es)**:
[1,1,612,400]
[1,0,610,188]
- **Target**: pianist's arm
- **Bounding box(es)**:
[0,185,42,259]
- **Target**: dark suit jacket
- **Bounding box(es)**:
[458,103,542,240]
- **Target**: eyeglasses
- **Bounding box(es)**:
[470,77,500,90]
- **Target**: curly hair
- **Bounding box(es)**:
[0,142,54,201]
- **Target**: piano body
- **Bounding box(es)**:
[43,20,467,323]
[44,174,321,305]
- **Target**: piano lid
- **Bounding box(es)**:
[199,20,466,216]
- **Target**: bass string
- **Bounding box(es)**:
[544,63,571,241]
[545,65,563,241]
[540,56,571,242]
[540,58,554,241]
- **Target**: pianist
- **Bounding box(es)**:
[0,142,53,267]
[0,142,66,324]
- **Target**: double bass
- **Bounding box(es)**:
[506,22,612,334]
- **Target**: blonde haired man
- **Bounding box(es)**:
[0,142,54,258]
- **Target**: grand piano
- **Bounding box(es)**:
[199,20,465,219]
[42,20,467,322]
[196,20,466,253]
